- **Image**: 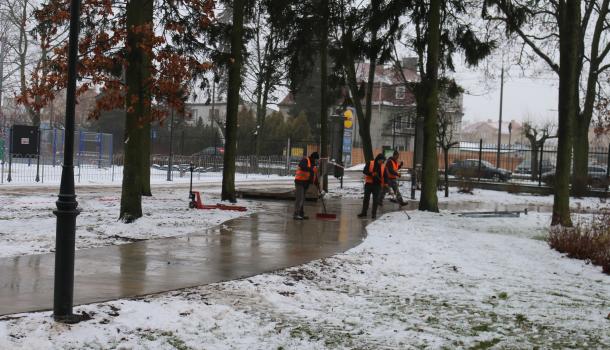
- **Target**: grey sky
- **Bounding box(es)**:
[455,67,559,125]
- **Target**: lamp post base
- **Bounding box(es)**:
[53,311,92,324]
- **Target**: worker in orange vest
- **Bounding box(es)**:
[358,153,386,219]
[293,152,320,220]
[379,150,407,206]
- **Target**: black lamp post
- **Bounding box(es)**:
[53,0,81,323]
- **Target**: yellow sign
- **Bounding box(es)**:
[344,120,353,129]
[343,109,353,120]
[291,148,304,157]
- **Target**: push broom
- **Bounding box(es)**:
[315,190,336,220]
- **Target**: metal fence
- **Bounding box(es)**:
[0,153,303,184]
[1,136,608,188]
[437,142,610,186]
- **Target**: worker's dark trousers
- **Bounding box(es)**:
[294,182,309,216]
[379,178,403,204]
[361,183,381,217]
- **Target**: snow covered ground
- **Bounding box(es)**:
[2,209,608,349]
[328,180,609,212]
[0,187,261,258]
[0,164,291,187]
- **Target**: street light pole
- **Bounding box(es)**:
[53,0,81,323]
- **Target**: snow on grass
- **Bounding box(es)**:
[0,188,260,258]
[328,180,609,212]
[2,210,608,349]
[0,167,292,187]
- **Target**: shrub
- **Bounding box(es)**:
[457,180,474,194]
[507,183,522,194]
[456,168,476,194]
[548,211,610,274]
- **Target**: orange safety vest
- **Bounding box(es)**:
[295,157,312,181]
[387,158,399,179]
[365,161,385,186]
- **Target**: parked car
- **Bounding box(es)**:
[193,147,224,156]
[541,165,609,189]
[514,159,554,175]
[447,159,512,182]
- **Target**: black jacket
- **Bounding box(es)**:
[363,158,384,186]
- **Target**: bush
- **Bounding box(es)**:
[457,179,474,194]
[456,168,475,194]
[548,211,610,274]
[507,183,523,194]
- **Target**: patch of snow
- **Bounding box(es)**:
[345,163,365,171]
[0,188,259,258]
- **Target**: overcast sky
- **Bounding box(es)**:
[454,62,559,126]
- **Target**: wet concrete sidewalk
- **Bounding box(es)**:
[0,198,374,316]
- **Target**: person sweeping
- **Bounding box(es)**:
[293,152,319,220]
[379,150,407,207]
[358,153,385,219]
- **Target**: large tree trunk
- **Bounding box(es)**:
[320,0,329,192]
[342,35,373,162]
[221,0,245,203]
[572,0,607,197]
[418,0,441,212]
[141,122,152,196]
[119,0,153,222]
[364,41,377,156]
[552,0,580,226]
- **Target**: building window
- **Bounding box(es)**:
[395,86,406,100]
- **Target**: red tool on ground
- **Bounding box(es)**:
[315,190,337,220]
[188,163,247,212]
[189,191,247,211]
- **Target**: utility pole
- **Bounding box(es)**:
[496,63,504,168]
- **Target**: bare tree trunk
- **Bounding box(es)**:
[418,0,441,212]
[221,0,245,203]
[552,0,580,226]
[572,0,608,197]
[342,35,373,162]
[320,0,329,192]
[141,122,152,196]
[119,0,153,221]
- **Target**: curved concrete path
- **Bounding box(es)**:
[0,198,374,316]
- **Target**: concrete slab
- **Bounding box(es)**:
[236,185,319,201]
[0,199,371,316]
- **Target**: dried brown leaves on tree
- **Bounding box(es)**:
[20,0,217,125]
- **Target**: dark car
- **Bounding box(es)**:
[448,159,512,182]
[193,147,224,156]
[542,165,609,189]
[515,159,554,175]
